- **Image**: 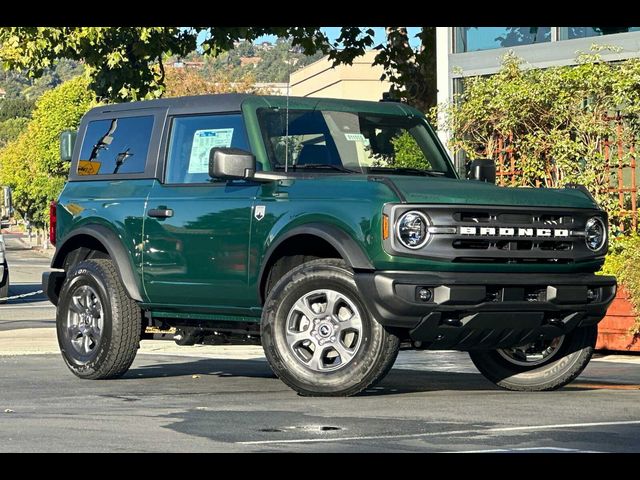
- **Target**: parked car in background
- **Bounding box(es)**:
[0,234,9,303]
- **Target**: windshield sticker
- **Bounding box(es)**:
[188,128,234,173]
[345,133,366,142]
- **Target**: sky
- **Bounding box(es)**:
[257,27,422,48]
[197,27,423,49]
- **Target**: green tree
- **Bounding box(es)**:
[0,97,35,120]
[0,70,31,98]
[0,76,96,227]
[0,117,29,147]
[390,131,431,169]
[0,27,437,109]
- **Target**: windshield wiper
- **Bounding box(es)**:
[276,163,357,173]
[367,166,447,177]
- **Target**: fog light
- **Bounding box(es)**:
[416,287,432,302]
[587,288,598,301]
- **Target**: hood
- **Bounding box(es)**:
[383,176,598,209]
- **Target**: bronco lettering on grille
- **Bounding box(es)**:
[459,226,570,238]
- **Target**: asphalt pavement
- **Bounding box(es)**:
[1,232,640,452]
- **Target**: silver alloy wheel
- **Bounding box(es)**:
[285,289,363,372]
[65,285,104,357]
[497,335,565,367]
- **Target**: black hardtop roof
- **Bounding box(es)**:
[83,93,416,119]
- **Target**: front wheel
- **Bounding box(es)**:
[261,259,400,397]
[469,324,598,391]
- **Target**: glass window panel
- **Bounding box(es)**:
[559,26,640,40]
[455,27,551,53]
[165,114,251,184]
[78,116,154,176]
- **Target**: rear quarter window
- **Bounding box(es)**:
[77,115,154,176]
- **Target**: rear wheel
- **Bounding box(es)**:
[261,259,400,396]
[57,259,141,379]
[469,324,598,391]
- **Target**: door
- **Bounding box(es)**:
[142,113,259,312]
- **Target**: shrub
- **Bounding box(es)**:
[0,76,96,227]
[601,235,640,332]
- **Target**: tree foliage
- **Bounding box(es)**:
[440,47,640,233]
[0,97,35,121]
[202,38,325,83]
[0,58,83,101]
[0,76,96,226]
[164,65,270,97]
[0,117,28,147]
[381,131,432,170]
[601,234,640,334]
[0,27,437,109]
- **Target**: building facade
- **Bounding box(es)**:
[436,27,640,153]
[290,51,391,102]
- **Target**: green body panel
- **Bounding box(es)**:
[387,176,598,209]
[54,95,607,326]
[56,179,155,301]
[247,174,604,277]
[142,180,260,314]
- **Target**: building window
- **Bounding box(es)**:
[454,27,551,53]
[558,27,640,40]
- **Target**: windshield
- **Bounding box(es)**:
[256,108,457,177]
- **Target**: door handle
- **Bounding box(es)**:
[148,208,174,218]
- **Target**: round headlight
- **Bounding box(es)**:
[396,211,430,249]
[585,217,606,251]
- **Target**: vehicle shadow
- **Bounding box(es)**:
[126,357,505,394]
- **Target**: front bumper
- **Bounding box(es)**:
[354,271,616,350]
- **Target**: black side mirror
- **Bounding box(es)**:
[209,148,256,180]
[60,130,77,162]
[466,158,496,184]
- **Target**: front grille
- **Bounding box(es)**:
[384,204,606,264]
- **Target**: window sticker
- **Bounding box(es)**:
[77,160,101,175]
[188,128,234,173]
[345,133,366,142]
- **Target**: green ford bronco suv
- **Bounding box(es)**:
[43,94,616,396]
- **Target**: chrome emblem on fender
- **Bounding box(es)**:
[254,205,266,221]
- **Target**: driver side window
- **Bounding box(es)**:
[165,114,251,184]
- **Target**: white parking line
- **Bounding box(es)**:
[448,447,603,453]
[0,305,54,309]
[238,419,640,445]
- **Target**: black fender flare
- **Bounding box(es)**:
[258,223,374,299]
[51,224,144,302]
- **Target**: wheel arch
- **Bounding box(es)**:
[258,223,373,303]
[52,224,144,302]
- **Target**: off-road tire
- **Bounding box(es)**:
[261,258,400,396]
[57,258,141,379]
[469,324,598,391]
